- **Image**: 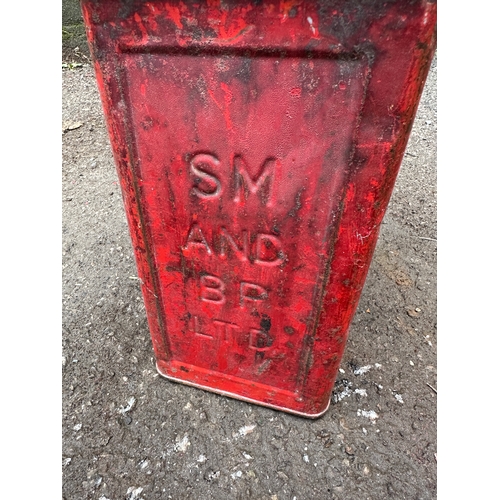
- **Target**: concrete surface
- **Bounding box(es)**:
[62,53,437,499]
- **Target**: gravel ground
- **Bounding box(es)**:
[62,53,437,500]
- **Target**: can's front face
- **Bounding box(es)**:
[81,0,436,417]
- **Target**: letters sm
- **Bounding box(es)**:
[124,52,369,398]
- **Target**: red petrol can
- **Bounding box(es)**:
[81,0,436,417]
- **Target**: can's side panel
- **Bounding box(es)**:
[82,2,172,364]
[298,2,438,414]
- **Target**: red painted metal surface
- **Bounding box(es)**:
[81,0,436,417]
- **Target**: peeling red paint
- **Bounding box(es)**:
[81,0,436,418]
[133,12,148,43]
[212,8,253,42]
[164,4,183,30]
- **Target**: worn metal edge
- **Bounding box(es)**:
[156,362,330,419]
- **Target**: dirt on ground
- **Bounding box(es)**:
[62,51,437,499]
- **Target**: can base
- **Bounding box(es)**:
[155,362,330,419]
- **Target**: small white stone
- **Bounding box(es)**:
[233,424,256,438]
[394,393,404,404]
[174,434,190,453]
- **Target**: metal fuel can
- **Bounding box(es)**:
[81,0,436,417]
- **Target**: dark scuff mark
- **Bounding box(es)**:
[254,351,265,363]
[117,0,141,20]
[235,57,252,84]
[287,187,305,219]
[260,314,271,333]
